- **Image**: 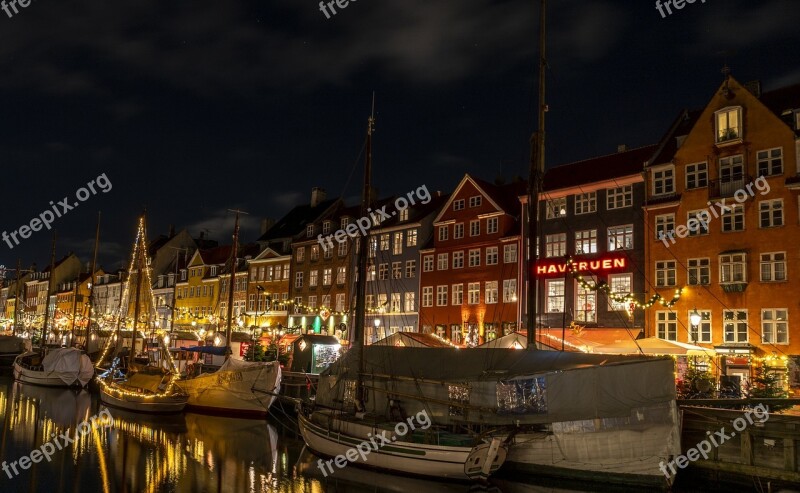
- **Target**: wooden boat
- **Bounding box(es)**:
[13,347,94,387]
[98,362,188,413]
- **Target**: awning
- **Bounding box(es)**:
[594,337,716,356]
[536,328,642,352]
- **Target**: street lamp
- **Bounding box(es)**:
[373,317,380,343]
[690,308,701,343]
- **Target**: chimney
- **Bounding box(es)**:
[261,218,275,235]
[168,224,175,237]
[617,144,628,153]
[311,187,327,207]
[744,80,762,98]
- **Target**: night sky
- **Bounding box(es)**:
[1,0,798,273]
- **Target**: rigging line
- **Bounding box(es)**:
[611,175,790,358]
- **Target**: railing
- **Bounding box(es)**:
[708,175,752,200]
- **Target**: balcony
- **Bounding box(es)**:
[720,282,748,293]
[708,175,752,200]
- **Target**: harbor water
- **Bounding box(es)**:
[0,375,723,493]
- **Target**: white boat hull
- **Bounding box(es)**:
[181,360,281,416]
[299,410,504,480]
[13,363,88,387]
[99,384,188,413]
[13,350,94,388]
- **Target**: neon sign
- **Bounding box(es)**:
[533,256,628,277]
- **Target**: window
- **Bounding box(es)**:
[689,310,712,343]
[392,232,403,254]
[653,167,675,195]
[656,261,676,287]
[656,311,677,341]
[574,192,597,214]
[723,310,748,343]
[607,225,633,251]
[399,209,409,221]
[439,226,449,241]
[504,244,518,263]
[468,249,480,267]
[405,260,416,278]
[487,217,498,234]
[422,287,433,307]
[306,224,314,237]
[655,214,675,240]
[391,262,401,279]
[293,297,302,314]
[757,148,783,176]
[719,155,744,184]
[720,253,746,283]
[688,258,710,285]
[423,255,433,272]
[575,278,596,322]
[686,162,708,189]
[760,252,786,282]
[274,265,281,280]
[341,217,350,229]
[452,251,464,269]
[502,279,517,303]
[759,200,783,228]
[309,270,319,287]
[486,247,498,265]
[574,230,597,254]
[406,229,417,246]
[716,106,742,143]
[335,293,345,312]
[404,292,415,312]
[296,247,305,262]
[323,268,333,285]
[338,241,347,257]
[368,237,377,258]
[721,204,744,232]
[380,234,390,251]
[337,266,346,284]
[250,269,257,282]
[378,264,388,281]
[437,253,448,270]
[454,223,464,239]
[322,221,331,235]
[545,197,566,219]
[294,272,303,289]
[445,283,461,305]
[762,309,788,344]
[307,295,317,311]
[436,286,448,306]
[606,185,632,209]
[485,281,498,304]
[310,245,319,261]
[687,210,710,236]
[608,274,632,311]
[545,279,564,313]
[468,282,480,304]
[469,196,482,207]
[453,199,465,211]
[470,220,480,237]
[545,233,566,258]
[390,293,401,313]
[367,264,376,281]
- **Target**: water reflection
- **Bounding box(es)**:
[0,376,656,493]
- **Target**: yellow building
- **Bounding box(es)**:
[174,247,230,331]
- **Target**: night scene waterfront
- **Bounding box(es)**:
[3,1,800,492]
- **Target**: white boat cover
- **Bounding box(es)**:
[41,348,95,387]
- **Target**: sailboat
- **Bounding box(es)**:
[13,231,94,388]
[96,216,188,413]
[298,101,508,481]
[179,211,282,417]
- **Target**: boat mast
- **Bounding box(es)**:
[224,210,243,362]
[41,231,57,348]
[13,258,21,336]
[526,0,546,350]
[85,212,100,347]
[130,217,145,361]
[353,95,375,411]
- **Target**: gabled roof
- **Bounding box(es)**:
[543,144,658,191]
[647,109,703,167]
[433,174,526,223]
[257,198,339,242]
[759,82,800,131]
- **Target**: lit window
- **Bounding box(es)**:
[575,278,596,322]
[485,281,498,304]
[468,282,480,304]
[503,244,518,263]
[608,274,632,311]
[607,225,633,251]
[545,233,566,258]
[393,232,403,255]
[406,229,417,246]
[405,260,416,278]
[574,229,597,254]
[545,197,567,219]
[715,106,742,143]
[437,253,448,270]
[723,309,748,343]
[422,287,433,307]
[762,309,788,344]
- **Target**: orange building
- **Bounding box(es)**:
[418,175,525,345]
[245,247,291,331]
[644,75,800,388]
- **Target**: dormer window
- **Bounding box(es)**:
[323,221,332,235]
[306,224,314,237]
[341,217,350,229]
[399,209,408,221]
[210,266,217,276]
[715,106,742,144]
